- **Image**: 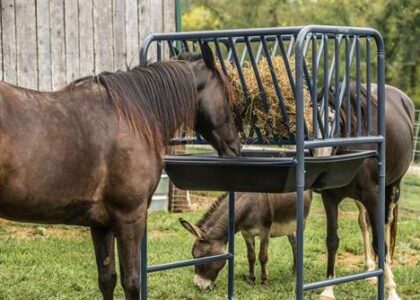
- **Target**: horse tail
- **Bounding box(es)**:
[389,203,398,260]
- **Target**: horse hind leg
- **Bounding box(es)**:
[364,189,401,300]
[91,227,117,300]
[384,182,401,300]
[355,200,377,284]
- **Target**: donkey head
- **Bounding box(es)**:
[179,218,226,290]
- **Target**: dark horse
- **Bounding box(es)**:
[316,84,414,300]
[0,44,240,300]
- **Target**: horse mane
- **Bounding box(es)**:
[86,61,198,154]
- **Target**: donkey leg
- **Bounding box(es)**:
[355,201,377,284]
[242,232,256,284]
[116,210,146,300]
[91,227,117,300]
[320,193,341,300]
[287,233,297,272]
[259,230,270,285]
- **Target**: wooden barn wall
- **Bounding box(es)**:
[0,0,176,91]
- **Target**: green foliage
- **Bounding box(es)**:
[182,0,420,107]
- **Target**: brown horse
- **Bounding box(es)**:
[316,84,414,300]
[0,43,240,300]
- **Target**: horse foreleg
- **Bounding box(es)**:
[116,210,146,300]
[320,193,341,300]
[258,230,270,285]
[242,232,256,284]
[385,202,400,300]
[355,200,377,284]
[91,227,117,300]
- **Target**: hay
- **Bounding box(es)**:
[223,57,313,141]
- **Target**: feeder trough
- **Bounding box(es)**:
[164,149,376,193]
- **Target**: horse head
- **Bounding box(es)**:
[176,43,241,157]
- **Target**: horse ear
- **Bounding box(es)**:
[201,42,216,71]
[179,218,205,239]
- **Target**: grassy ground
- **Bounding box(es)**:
[0,177,419,299]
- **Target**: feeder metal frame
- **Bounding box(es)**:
[139,25,385,300]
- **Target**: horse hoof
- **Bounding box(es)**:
[320,289,336,300]
[366,276,378,285]
[245,275,256,284]
[319,296,336,300]
[261,279,268,285]
[387,292,401,300]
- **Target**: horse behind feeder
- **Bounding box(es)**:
[180,191,312,290]
[316,84,414,300]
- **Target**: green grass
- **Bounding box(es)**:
[0,178,419,299]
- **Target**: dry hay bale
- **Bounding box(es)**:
[223,57,313,141]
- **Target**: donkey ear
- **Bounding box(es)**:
[179,218,205,239]
[201,42,216,71]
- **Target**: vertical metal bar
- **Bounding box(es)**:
[334,36,340,137]
[287,35,295,59]
[345,36,351,137]
[226,38,236,62]
[157,41,162,61]
[278,35,313,132]
[323,35,329,138]
[277,36,296,94]
[167,41,176,57]
[366,37,371,135]
[377,34,386,300]
[244,38,270,114]
[327,35,342,90]
[338,36,356,117]
[271,37,279,57]
[182,39,189,52]
[311,35,318,139]
[140,224,148,300]
[240,44,248,66]
[227,191,235,300]
[255,41,264,63]
[356,36,361,136]
[316,36,324,71]
[303,35,311,56]
[228,37,263,142]
[295,32,306,300]
[261,36,291,136]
